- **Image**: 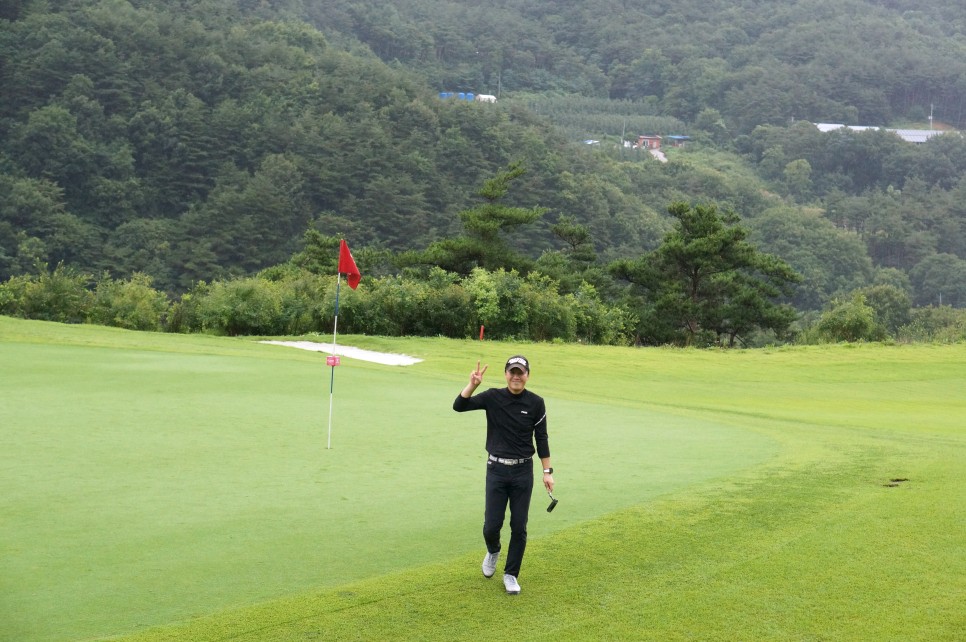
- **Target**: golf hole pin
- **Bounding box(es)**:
[326,355,341,366]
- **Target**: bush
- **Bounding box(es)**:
[275,271,329,335]
[0,274,28,316]
[463,268,528,339]
[0,262,92,323]
[337,277,405,336]
[415,268,475,337]
[571,282,637,345]
[519,272,576,341]
[338,270,474,338]
[859,284,912,337]
[183,278,284,335]
[897,306,966,343]
[90,273,170,331]
[166,286,202,334]
[815,292,886,343]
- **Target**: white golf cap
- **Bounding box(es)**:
[504,355,529,373]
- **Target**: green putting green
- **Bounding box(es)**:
[1,318,772,641]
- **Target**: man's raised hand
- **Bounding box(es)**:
[470,361,488,387]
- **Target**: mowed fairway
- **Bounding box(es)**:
[1,317,963,641]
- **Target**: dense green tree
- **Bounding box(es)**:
[909,253,966,308]
[693,108,730,146]
[933,176,966,259]
[746,206,874,310]
[612,202,801,346]
[0,174,69,277]
[288,230,342,276]
[550,215,597,266]
[858,283,912,337]
[10,105,94,188]
[413,162,547,275]
[0,174,66,232]
[127,90,219,217]
[662,57,728,123]
[783,159,813,201]
[815,292,884,343]
[102,218,177,289]
[0,0,22,21]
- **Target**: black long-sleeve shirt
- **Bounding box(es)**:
[453,387,550,460]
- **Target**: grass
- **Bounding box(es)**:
[1,317,963,641]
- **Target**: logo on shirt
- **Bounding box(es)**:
[521,411,528,415]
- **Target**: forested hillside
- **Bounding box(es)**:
[313,0,966,132]
[2,0,965,332]
[1,0,679,292]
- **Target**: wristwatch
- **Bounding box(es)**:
[543,467,554,474]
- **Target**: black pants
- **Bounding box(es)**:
[483,460,534,578]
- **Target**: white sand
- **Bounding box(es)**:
[259,340,423,366]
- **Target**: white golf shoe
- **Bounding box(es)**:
[503,574,521,595]
[482,551,499,578]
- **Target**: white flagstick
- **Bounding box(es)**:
[327,273,342,449]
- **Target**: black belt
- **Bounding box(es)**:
[488,454,532,466]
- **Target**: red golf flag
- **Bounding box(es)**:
[338,239,361,289]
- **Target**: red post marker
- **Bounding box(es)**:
[479,325,485,341]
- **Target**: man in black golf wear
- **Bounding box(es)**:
[453,355,554,595]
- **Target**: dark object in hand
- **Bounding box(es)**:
[547,491,558,513]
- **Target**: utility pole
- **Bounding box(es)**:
[620,119,626,159]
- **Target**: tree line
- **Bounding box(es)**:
[3,193,964,346]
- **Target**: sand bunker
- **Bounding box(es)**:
[259,340,423,366]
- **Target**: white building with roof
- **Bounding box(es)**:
[813,123,954,143]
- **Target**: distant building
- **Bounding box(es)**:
[437,92,496,103]
[813,123,954,144]
[438,92,476,101]
[891,129,949,143]
[633,135,662,149]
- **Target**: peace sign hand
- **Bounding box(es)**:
[470,361,488,387]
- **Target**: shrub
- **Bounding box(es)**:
[90,273,170,331]
[571,282,637,345]
[0,262,93,323]
[462,268,529,339]
[0,274,29,316]
[338,277,404,336]
[519,272,576,341]
[462,267,500,332]
[337,272,474,338]
[408,268,475,337]
[166,285,205,334]
[187,278,284,336]
[815,292,886,343]
[275,271,328,335]
[897,306,966,343]
[859,284,912,337]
